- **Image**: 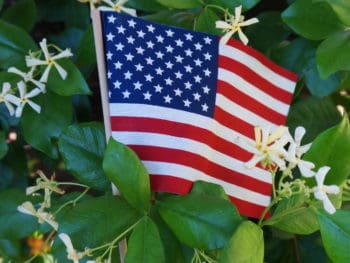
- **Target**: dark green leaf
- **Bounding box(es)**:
[58,123,110,192]
[0,131,8,159]
[49,27,84,54]
[143,10,195,29]
[190,180,229,200]
[0,19,37,69]
[125,217,165,263]
[304,115,350,185]
[76,25,96,66]
[0,238,20,259]
[21,91,73,159]
[194,8,221,35]
[103,138,151,213]
[0,1,3,11]
[2,0,37,32]
[46,59,91,96]
[316,30,350,79]
[314,0,350,26]
[219,221,264,263]
[264,194,319,235]
[299,233,331,263]
[64,0,90,29]
[157,194,241,250]
[318,210,350,263]
[282,0,344,40]
[204,0,261,11]
[128,0,164,12]
[155,0,202,9]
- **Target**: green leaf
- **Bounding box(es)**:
[49,27,84,54]
[316,30,350,79]
[128,0,164,12]
[58,123,110,192]
[157,194,241,250]
[314,0,350,26]
[2,0,37,32]
[103,138,151,213]
[53,195,142,262]
[0,131,8,159]
[63,0,89,29]
[143,10,195,29]
[155,0,202,9]
[317,210,350,263]
[0,19,37,69]
[46,59,91,96]
[204,0,261,11]
[299,233,331,263]
[282,0,344,40]
[190,180,229,200]
[304,115,350,185]
[287,97,342,144]
[219,221,264,263]
[0,238,20,260]
[0,1,3,11]
[125,217,165,263]
[194,8,221,35]
[76,25,96,66]
[21,91,73,159]
[264,194,319,235]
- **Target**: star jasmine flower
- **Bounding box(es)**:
[215,5,259,45]
[99,0,137,16]
[237,126,289,169]
[5,81,41,117]
[25,38,73,82]
[8,67,46,92]
[313,166,340,214]
[0,82,15,116]
[59,233,90,263]
[17,201,58,230]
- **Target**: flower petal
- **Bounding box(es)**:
[39,38,50,61]
[315,166,330,186]
[237,29,249,45]
[294,126,306,145]
[1,82,11,95]
[15,104,25,118]
[26,57,46,67]
[51,49,73,60]
[298,160,315,178]
[5,94,21,106]
[53,62,68,80]
[17,81,26,98]
[234,5,242,25]
[322,195,336,214]
[59,233,75,253]
[4,101,15,116]
[40,64,53,83]
[240,17,259,27]
[27,100,41,114]
[245,154,264,169]
[17,201,36,215]
[219,30,235,45]
[325,185,340,195]
[215,20,231,30]
[26,88,42,98]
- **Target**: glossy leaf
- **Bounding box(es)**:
[155,0,202,9]
[190,180,229,200]
[315,0,350,26]
[204,0,261,11]
[0,131,8,159]
[2,0,37,32]
[316,30,350,79]
[58,123,110,192]
[219,221,264,263]
[194,8,221,35]
[103,138,151,213]
[304,115,350,185]
[157,194,241,250]
[125,217,165,263]
[128,0,164,12]
[76,25,96,66]
[143,10,195,29]
[282,0,344,40]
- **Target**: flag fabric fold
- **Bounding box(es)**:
[93,10,298,218]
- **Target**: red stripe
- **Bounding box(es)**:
[216,80,287,124]
[226,38,298,82]
[130,145,272,195]
[219,56,294,105]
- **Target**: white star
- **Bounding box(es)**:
[137,30,146,38]
[193,92,201,101]
[175,71,183,79]
[143,91,152,100]
[146,57,154,65]
[146,41,154,49]
[184,65,193,73]
[147,24,155,33]
[128,19,136,28]
[106,51,113,60]
[127,36,135,44]
[113,80,121,89]
[107,71,112,79]
[154,84,163,93]
[166,29,175,37]
[202,86,210,94]
[165,61,174,69]
[164,95,172,103]
[194,58,202,67]
[184,81,192,89]
[165,77,173,85]
[136,46,145,54]
[135,63,144,71]
[107,15,116,23]
[124,71,132,80]
[202,103,209,112]
[175,39,184,47]
[204,52,212,60]
[194,42,203,50]
[114,61,123,69]
[203,68,211,77]
[145,74,153,82]
[117,25,126,34]
[155,51,164,59]
[184,49,193,57]
[156,35,164,43]
[106,32,115,41]
[109,90,112,98]
[133,81,143,90]
[183,99,192,107]
[194,75,202,83]
[155,67,164,75]
[115,42,124,51]
[122,90,131,98]
[185,33,193,41]
[125,53,134,61]
[204,36,212,44]
[175,55,184,63]
[165,45,174,53]
[174,88,183,96]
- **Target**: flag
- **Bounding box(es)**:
[92,10,298,218]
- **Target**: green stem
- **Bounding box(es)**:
[57,182,90,188]
[53,187,89,216]
[205,4,228,13]
[258,199,278,227]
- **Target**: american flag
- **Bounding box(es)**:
[94,11,297,218]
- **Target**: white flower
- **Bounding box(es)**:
[5,81,41,117]
[59,233,89,263]
[215,5,259,45]
[99,0,137,16]
[26,38,73,82]
[312,166,340,214]
[17,201,58,230]
[0,82,16,116]
[237,125,289,169]
[8,67,46,92]
[284,126,315,177]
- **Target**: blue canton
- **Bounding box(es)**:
[101,12,218,117]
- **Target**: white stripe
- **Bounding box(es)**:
[219,44,295,93]
[111,131,272,184]
[144,161,271,206]
[218,68,290,115]
[216,94,278,128]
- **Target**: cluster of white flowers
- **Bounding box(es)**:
[238,125,340,214]
[0,38,72,118]
[77,0,137,16]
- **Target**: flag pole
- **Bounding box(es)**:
[91,9,127,263]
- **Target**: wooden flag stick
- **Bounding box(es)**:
[90,9,126,263]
